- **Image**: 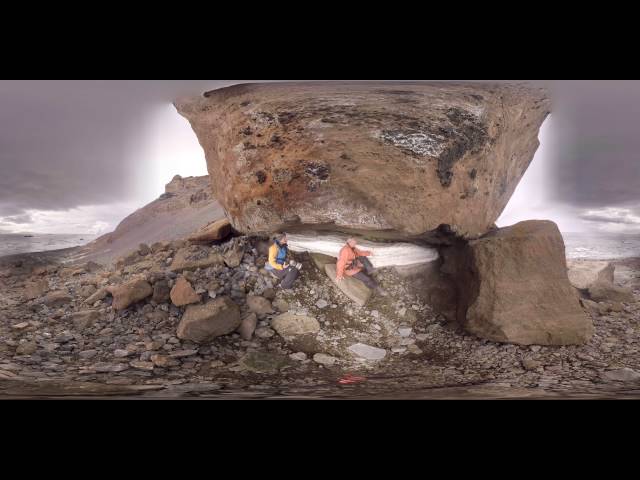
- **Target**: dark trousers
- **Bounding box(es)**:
[351,256,378,289]
[272,266,299,289]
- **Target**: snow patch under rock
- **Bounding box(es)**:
[286,232,438,268]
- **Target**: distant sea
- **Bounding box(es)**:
[563,232,640,260]
[1,231,639,261]
[0,233,98,258]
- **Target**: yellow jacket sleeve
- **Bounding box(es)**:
[268,244,284,270]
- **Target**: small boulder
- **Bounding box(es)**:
[255,327,275,338]
[237,313,258,340]
[272,312,320,337]
[188,218,232,243]
[176,296,241,343]
[43,290,72,307]
[117,250,142,268]
[581,298,607,316]
[84,261,103,273]
[150,354,179,368]
[522,358,542,371]
[109,278,153,311]
[85,287,109,305]
[567,259,615,290]
[348,343,387,361]
[152,280,171,303]
[23,279,49,300]
[170,247,224,272]
[150,241,169,253]
[602,368,640,382]
[272,299,289,313]
[71,310,100,330]
[170,277,201,306]
[262,288,276,300]
[313,353,337,366]
[239,351,290,373]
[223,242,245,268]
[130,360,154,371]
[246,295,273,315]
[609,302,624,312]
[315,299,329,309]
[78,284,97,298]
[589,280,635,304]
[16,342,37,355]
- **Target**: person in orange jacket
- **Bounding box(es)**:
[336,237,387,295]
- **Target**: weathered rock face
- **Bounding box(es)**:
[175,82,550,240]
[449,220,593,345]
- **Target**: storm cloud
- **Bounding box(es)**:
[0,81,238,219]
[579,206,640,226]
[544,80,640,209]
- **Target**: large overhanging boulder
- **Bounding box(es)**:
[175,81,550,240]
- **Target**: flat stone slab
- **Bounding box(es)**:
[348,343,387,361]
[324,263,372,307]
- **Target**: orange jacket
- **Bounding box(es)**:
[336,245,371,278]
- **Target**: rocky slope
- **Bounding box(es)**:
[175,81,550,240]
[0,234,639,398]
[71,175,224,266]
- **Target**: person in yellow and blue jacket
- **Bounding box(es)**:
[265,233,300,289]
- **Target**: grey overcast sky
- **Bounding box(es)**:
[1,80,639,235]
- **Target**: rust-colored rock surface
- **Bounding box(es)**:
[175,82,550,240]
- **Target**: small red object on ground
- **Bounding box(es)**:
[338,374,366,384]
